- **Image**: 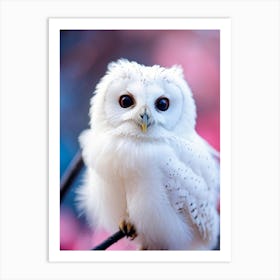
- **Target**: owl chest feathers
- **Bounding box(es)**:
[93,134,169,190]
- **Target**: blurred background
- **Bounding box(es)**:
[60,30,220,250]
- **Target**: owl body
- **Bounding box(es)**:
[78,59,220,250]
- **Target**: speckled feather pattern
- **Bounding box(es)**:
[77,59,220,250]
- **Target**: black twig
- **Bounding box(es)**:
[91,230,126,250]
[60,151,84,203]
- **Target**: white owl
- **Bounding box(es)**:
[77,59,220,250]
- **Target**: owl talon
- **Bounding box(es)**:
[119,220,137,240]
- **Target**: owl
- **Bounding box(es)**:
[77,59,220,250]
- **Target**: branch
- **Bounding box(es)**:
[60,151,84,203]
[91,230,126,250]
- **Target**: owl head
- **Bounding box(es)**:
[89,59,197,139]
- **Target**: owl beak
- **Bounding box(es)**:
[141,113,148,133]
[139,108,151,133]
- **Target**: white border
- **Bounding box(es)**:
[49,18,231,262]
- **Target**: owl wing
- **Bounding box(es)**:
[162,136,219,241]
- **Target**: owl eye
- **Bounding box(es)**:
[155,97,169,111]
[119,94,135,108]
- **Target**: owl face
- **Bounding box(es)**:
[90,59,197,138]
